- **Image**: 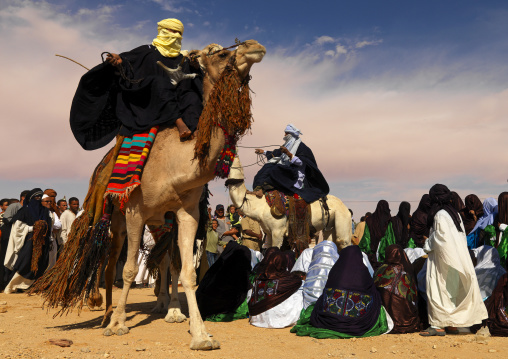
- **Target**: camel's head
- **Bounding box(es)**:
[189,40,266,86]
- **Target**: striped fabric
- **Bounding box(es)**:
[105,126,158,210]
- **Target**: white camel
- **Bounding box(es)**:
[227,156,352,251]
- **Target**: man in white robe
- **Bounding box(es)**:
[421,184,487,336]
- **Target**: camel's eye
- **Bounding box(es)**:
[219,52,228,58]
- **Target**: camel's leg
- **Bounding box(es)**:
[332,211,352,251]
[177,207,220,350]
[165,267,187,323]
[101,210,127,327]
[151,253,170,313]
[104,210,144,336]
[270,226,286,249]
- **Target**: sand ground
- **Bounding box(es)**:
[0,287,507,359]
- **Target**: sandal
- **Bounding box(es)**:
[445,326,460,335]
[419,327,446,337]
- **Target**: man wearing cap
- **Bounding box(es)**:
[71,18,203,151]
[252,124,329,203]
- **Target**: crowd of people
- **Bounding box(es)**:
[0,189,81,293]
[2,183,508,338]
[196,184,508,338]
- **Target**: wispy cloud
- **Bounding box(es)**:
[355,39,383,48]
[150,0,188,13]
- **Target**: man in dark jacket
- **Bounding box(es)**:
[252,124,329,203]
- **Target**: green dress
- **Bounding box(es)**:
[290,303,389,339]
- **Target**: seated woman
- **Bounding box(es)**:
[374,244,420,333]
[359,200,391,268]
[302,241,339,309]
[472,246,506,301]
[196,241,252,321]
[292,245,393,338]
[467,197,498,249]
[249,249,303,328]
[4,188,53,294]
[482,273,508,336]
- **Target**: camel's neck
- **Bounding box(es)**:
[229,180,248,209]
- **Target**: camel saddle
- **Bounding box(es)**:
[264,190,312,248]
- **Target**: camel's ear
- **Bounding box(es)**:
[187,50,201,70]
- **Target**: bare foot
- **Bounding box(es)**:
[191,130,199,140]
[176,118,191,139]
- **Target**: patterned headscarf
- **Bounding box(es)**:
[152,18,184,58]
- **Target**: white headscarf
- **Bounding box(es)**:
[268,123,302,166]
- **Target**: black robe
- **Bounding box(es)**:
[253,142,329,203]
[70,45,203,150]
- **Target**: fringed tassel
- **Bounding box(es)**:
[79,212,113,304]
[214,125,237,178]
[193,59,252,169]
[27,213,92,315]
[31,220,48,273]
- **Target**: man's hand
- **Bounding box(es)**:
[255,149,264,154]
[280,146,293,159]
[106,53,122,66]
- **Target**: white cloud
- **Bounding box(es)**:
[335,44,347,55]
[315,35,335,45]
[150,0,187,13]
[355,39,383,48]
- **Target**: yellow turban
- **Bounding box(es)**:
[152,18,184,58]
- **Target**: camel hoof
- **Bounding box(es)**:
[116,326,129,336]
[165,309,187,323]
[190,339,216,351]
[103,328,114,336]
[212,339,221,349]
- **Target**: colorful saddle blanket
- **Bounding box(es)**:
[264,190,311,248]
[104,126,158,210]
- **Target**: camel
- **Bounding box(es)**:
[226,156,352,251]
[102,40,266,350]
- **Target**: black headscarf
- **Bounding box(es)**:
[310,245,381,336]
[459,194,484,235]
[409,194,431,247]
[427,184,463,233]
[9,188,52,280]
[450,192,465,212]
[13,188,51,227]
[365,200,391,253]
[196,241,252,319]
[391,202,411,248]
[497,192,508,225]
[249,250,302,316]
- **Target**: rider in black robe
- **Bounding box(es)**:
[70,19,203,151]
[253,125,329,203]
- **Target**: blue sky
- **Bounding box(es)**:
[1,0,508,217]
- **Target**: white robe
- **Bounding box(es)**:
[472,245,506,300]
[424,210,487,327]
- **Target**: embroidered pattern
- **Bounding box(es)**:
[250,279,279,304]
[322,288,372,317]
[374,264,417,303]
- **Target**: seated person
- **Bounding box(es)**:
[472,245,506,301]
[291,245,393,338]
[374,244,420,334]
[196,241,252,320]
[302,241,339,309]
[252,124,329,203]
[249,248,303,328]
[71,18,202,152]
[482,273,508,336]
